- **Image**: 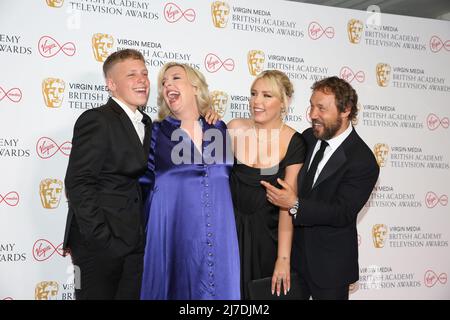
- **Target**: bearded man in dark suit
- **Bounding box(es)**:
[262,76,379,300]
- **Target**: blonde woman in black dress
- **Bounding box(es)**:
[228,70,306,299]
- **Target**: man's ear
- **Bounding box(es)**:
[341,105,351,119]
[106,77,115,94]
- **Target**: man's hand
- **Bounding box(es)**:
[204,108,220,125]
[260,178,297,210]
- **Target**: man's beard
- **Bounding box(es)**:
[312,116,342,140]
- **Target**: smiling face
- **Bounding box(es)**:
[106,58,149,112]
[250,78,284,127]
[309,90,350,140]
[161,66,199,119]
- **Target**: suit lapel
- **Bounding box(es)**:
[109,99,146,158]
[313,146,346,189]
[299,132,316,195]
[141,112,152,160]
[313,129,356,190]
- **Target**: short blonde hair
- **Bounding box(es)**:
[251,70,294,109]
[157,62,211,121]
[103,49,144,78]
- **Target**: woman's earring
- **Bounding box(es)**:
[281,107,286,119]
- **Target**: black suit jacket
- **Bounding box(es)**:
[63,98,152,258]
[292,127,379,288]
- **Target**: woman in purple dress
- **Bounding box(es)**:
[140,62,240,300]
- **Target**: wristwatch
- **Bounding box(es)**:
[288,199,299,218]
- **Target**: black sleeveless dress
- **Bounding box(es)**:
[229,132,306,299]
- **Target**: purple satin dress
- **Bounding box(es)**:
[140,116,240,300]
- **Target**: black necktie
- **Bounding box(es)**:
[303,140,328,194]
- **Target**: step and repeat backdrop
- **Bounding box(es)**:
[0,0,449,300]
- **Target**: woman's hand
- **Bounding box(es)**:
[204,108,221,125]
[271,257,291,296]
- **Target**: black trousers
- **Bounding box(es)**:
[68,223,144,300]
[293,245,349,300]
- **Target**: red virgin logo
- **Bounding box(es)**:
[340,66,365,83]
[32,239,65,262]
[426,113,449,130]
[164,2,196,23]
[36,137,71,159]
[204,53,235,73]
[429,36,450,53]
[425,192,448,208]
[38,36,76,58]
[308,22,335,40]
[424,270,447,287]
[0,86,22,103]
[0,191,19,207]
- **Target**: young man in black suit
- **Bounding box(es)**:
[262,76,379,299]
[63,49,152,299]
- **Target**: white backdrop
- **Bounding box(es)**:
[0,0,449,300]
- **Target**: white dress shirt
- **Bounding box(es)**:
[308,123,353,186]
[112,97,145,144]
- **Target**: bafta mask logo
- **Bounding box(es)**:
[372,224,388,248]
[35,281,59,300]
[46,0,64,8]
[373,143,389,167]
[376,63,391,87]
[39,179,63,209]
[42,78,65,108]
[92,33,114,62]
[347,19,364,44]
[247,50,265,76]
[210,91,228,117]
[211,1,230,28]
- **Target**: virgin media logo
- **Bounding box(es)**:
[36,137,71,159]
[0,191,19,207]
[424,270,447,287]
[308,22,335,40]
[340,66,365,83]
[429,36,450,53]
[38,36,76,58]
[164,2,196,23]
[204,53,235,73]
[32,239,64,262]
[425,192,448,208]
[0,86,22,103]
[426,113,449,130]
